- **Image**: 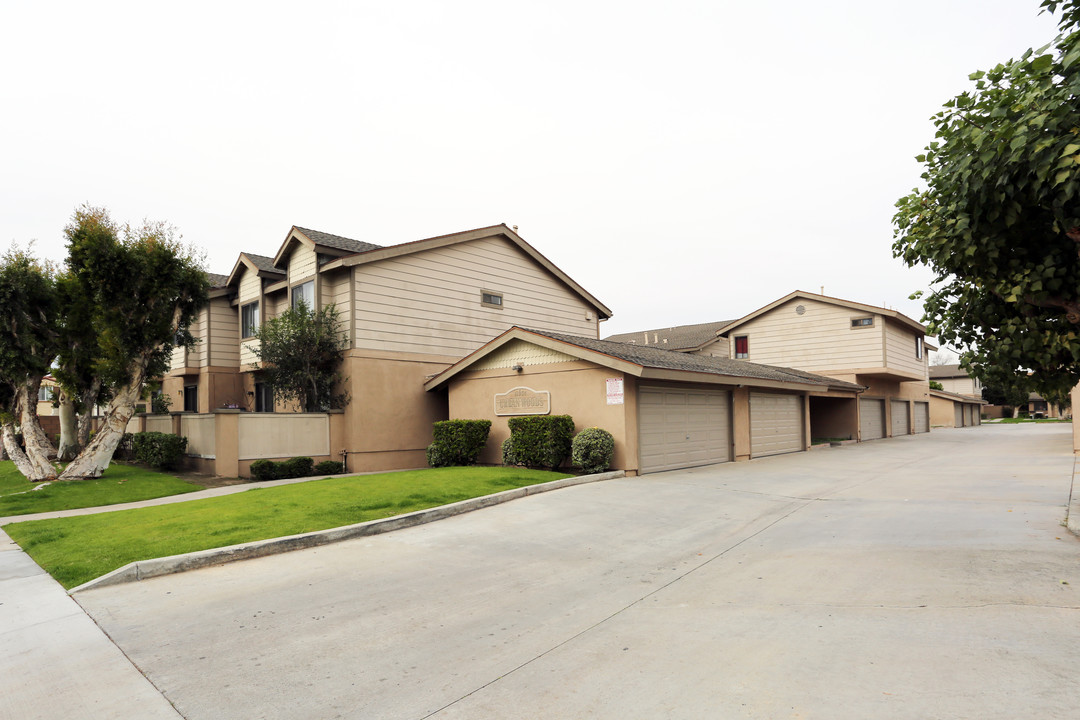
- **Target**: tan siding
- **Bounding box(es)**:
[208,299,239,368]
[352,236,597,356]
[169,344,186,372]
[938,376,978,396]
[238,267,263,367]
[471,339,577,371]
[188,310,207,367]
[729,298,883,372]
[883,321,927,377]
[323,271,352,345]
[288,244,317,285]
[689,338,731,358]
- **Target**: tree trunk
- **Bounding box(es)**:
[17,379,58,480]
[2,423,38,479]
[59,374,144,480]
[76,379,103,447]
[57,392,80,461]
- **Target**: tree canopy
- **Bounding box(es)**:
[0,206,208,480]
[250,301,349,413]
[893,1,1080,402]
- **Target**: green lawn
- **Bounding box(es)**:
[0,461,201,517]
[3,466,571,589]
[990,417,1070,424]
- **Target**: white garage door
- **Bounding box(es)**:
[860,398,885,440]
[638,387,731,473]
[913,401,929,433]
[750,393,804,457]
[891,400,910,436]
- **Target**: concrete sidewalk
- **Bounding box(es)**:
[0,527,182,719]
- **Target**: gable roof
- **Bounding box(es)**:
[272,226,384,269]
[225,252,287,287]
[425,327,864,393]
[929,364,971,380]
[206,272,229,289]
[320,224,612,319]
[719,290,927,336]
[604,320,734,352]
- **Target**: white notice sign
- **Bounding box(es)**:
[606,378,624,405]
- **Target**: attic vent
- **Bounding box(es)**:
[795,304,806,315]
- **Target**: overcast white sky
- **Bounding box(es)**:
[1,1,1063,352]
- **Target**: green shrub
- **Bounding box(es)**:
[314,460,344,475]
[249,459,281,481]
[426,419,492,467]
[132,432,188,470]
[115,433,135,461]
[501,436,518,466]
[503,415,575,469]
[571,427,615,474]
[281,456,314,478]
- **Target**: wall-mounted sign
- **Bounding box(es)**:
[495,386,551,416]
[606,378,624,405]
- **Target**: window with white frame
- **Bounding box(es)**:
[916,336,924,359]
[292,280,314,310]
[851,317,873,328]
[241,301,260,338]
[481,290,503,309]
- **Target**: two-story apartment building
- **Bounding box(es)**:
[162,224,612,473]
[608,291,936,442]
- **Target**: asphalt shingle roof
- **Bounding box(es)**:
[526,329,863,391]
[929,364,968,379]
[244,253,283,274]
[294,226,383,255]
[604,320,733,350]
[206,273,229,288]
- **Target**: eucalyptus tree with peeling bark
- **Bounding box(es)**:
[893,0,1080,403]
[57,207,208,479]
[0,246,60,480]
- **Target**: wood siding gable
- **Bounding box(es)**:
[352,236,599,357]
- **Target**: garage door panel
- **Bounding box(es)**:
[639,387,731,473]
[913,401,929,433]
[891,401,910,436]
[860,398,885,440]
[750,393,804,458]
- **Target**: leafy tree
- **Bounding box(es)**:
[58,207,208,479]
[982,378,1031,410]
[893,1,1080,401]
[929,380,944,391]
[250,301,349,412]
[0,246,60,478]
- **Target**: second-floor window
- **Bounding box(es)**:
[38,385,52,402]
[851,317,873,328]
[734,335,749,359]
[241,302,260,339]
[292,280,314,310]
[916,336,924,359]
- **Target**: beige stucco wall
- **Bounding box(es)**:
[930,395,959,427]
[341,351,453,473]
[238,413,330,460]
[180,414,217,458]
[446,360,637,472]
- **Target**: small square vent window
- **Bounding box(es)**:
[481,291,503,308]
[851,317,873,328]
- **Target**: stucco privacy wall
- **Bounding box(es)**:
[447,361,638,472]
[351,236,599,358]
[238,413,329,460]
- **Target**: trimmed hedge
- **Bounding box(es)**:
[132,432,188,470]
[249,456,325,481]
[502,415,575,470]
[572,427,615,474]
[426,419,492,467]
[314,460,344,475]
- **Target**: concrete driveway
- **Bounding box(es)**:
[73,424,1080,719]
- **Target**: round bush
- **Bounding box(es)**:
[571,427,615,474]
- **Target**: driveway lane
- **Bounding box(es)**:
[75,425,1080,719]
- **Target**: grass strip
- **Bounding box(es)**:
[4,466,571,589]
[0,462,200,516]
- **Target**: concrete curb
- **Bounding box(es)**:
[1068,455,1080,537]
[69,470,624,594]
